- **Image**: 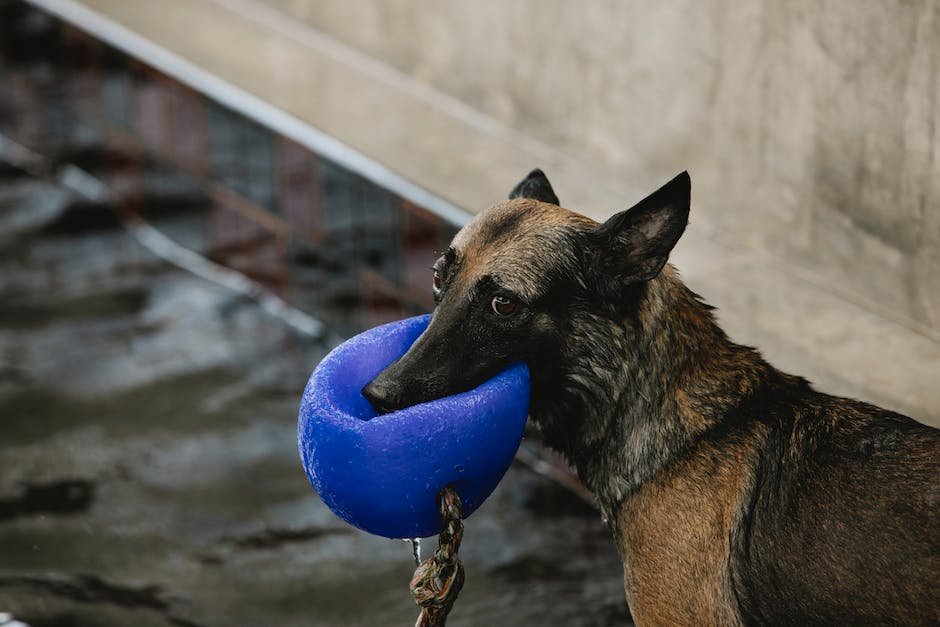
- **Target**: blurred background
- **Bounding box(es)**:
[0,1,937,625]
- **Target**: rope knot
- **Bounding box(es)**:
[409,487,465,627]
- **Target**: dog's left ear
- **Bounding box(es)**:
[591,171,690,284]
[508,168,560,205]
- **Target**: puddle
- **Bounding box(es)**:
[0,480,95,521]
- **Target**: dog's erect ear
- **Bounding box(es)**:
[592,171,690,284]
[508,168,560,205]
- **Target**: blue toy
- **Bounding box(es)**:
[298,314,530,539]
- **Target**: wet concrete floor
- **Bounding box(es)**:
[0,166,631,627]
[0,4,630,623]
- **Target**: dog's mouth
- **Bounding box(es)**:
[363,367,506,416]
[362,379,465,416]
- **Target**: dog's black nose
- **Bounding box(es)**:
[362,378,402,415]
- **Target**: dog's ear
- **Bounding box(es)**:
[508,168,560,205]
[591,171,690,284]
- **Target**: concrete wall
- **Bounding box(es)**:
[268,0,939,336]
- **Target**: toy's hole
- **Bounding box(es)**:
[346,391,378,421]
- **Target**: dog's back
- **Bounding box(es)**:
[734,391,939,624]
[616,378,939,626]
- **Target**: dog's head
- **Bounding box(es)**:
[362,169,690,419]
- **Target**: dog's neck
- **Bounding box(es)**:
[532,265,777,518]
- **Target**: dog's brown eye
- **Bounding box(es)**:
[491,295,517,316]
[432,270,442,293]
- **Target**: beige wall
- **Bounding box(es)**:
[268,0,940,336]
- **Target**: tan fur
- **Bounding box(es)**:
[615,430,761,626]
[451,199,595,301]
[674,388,710,433]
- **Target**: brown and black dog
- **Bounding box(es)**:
[363,170,939,625]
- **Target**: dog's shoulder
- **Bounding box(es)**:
[615,417,768,626]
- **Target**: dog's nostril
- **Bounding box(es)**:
[362,379,400,415]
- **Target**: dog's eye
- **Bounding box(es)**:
[491,295,517,316]
[432,270,443,294]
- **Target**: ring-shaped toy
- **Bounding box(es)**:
[297,314,530,539]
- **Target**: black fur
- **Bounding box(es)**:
[508,168,560,205]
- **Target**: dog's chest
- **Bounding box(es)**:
[612,441,755,626]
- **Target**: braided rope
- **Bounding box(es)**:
[410,487,465,627]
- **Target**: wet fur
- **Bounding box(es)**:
[365,170,940,625]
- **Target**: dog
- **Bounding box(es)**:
[363,169,939,625]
